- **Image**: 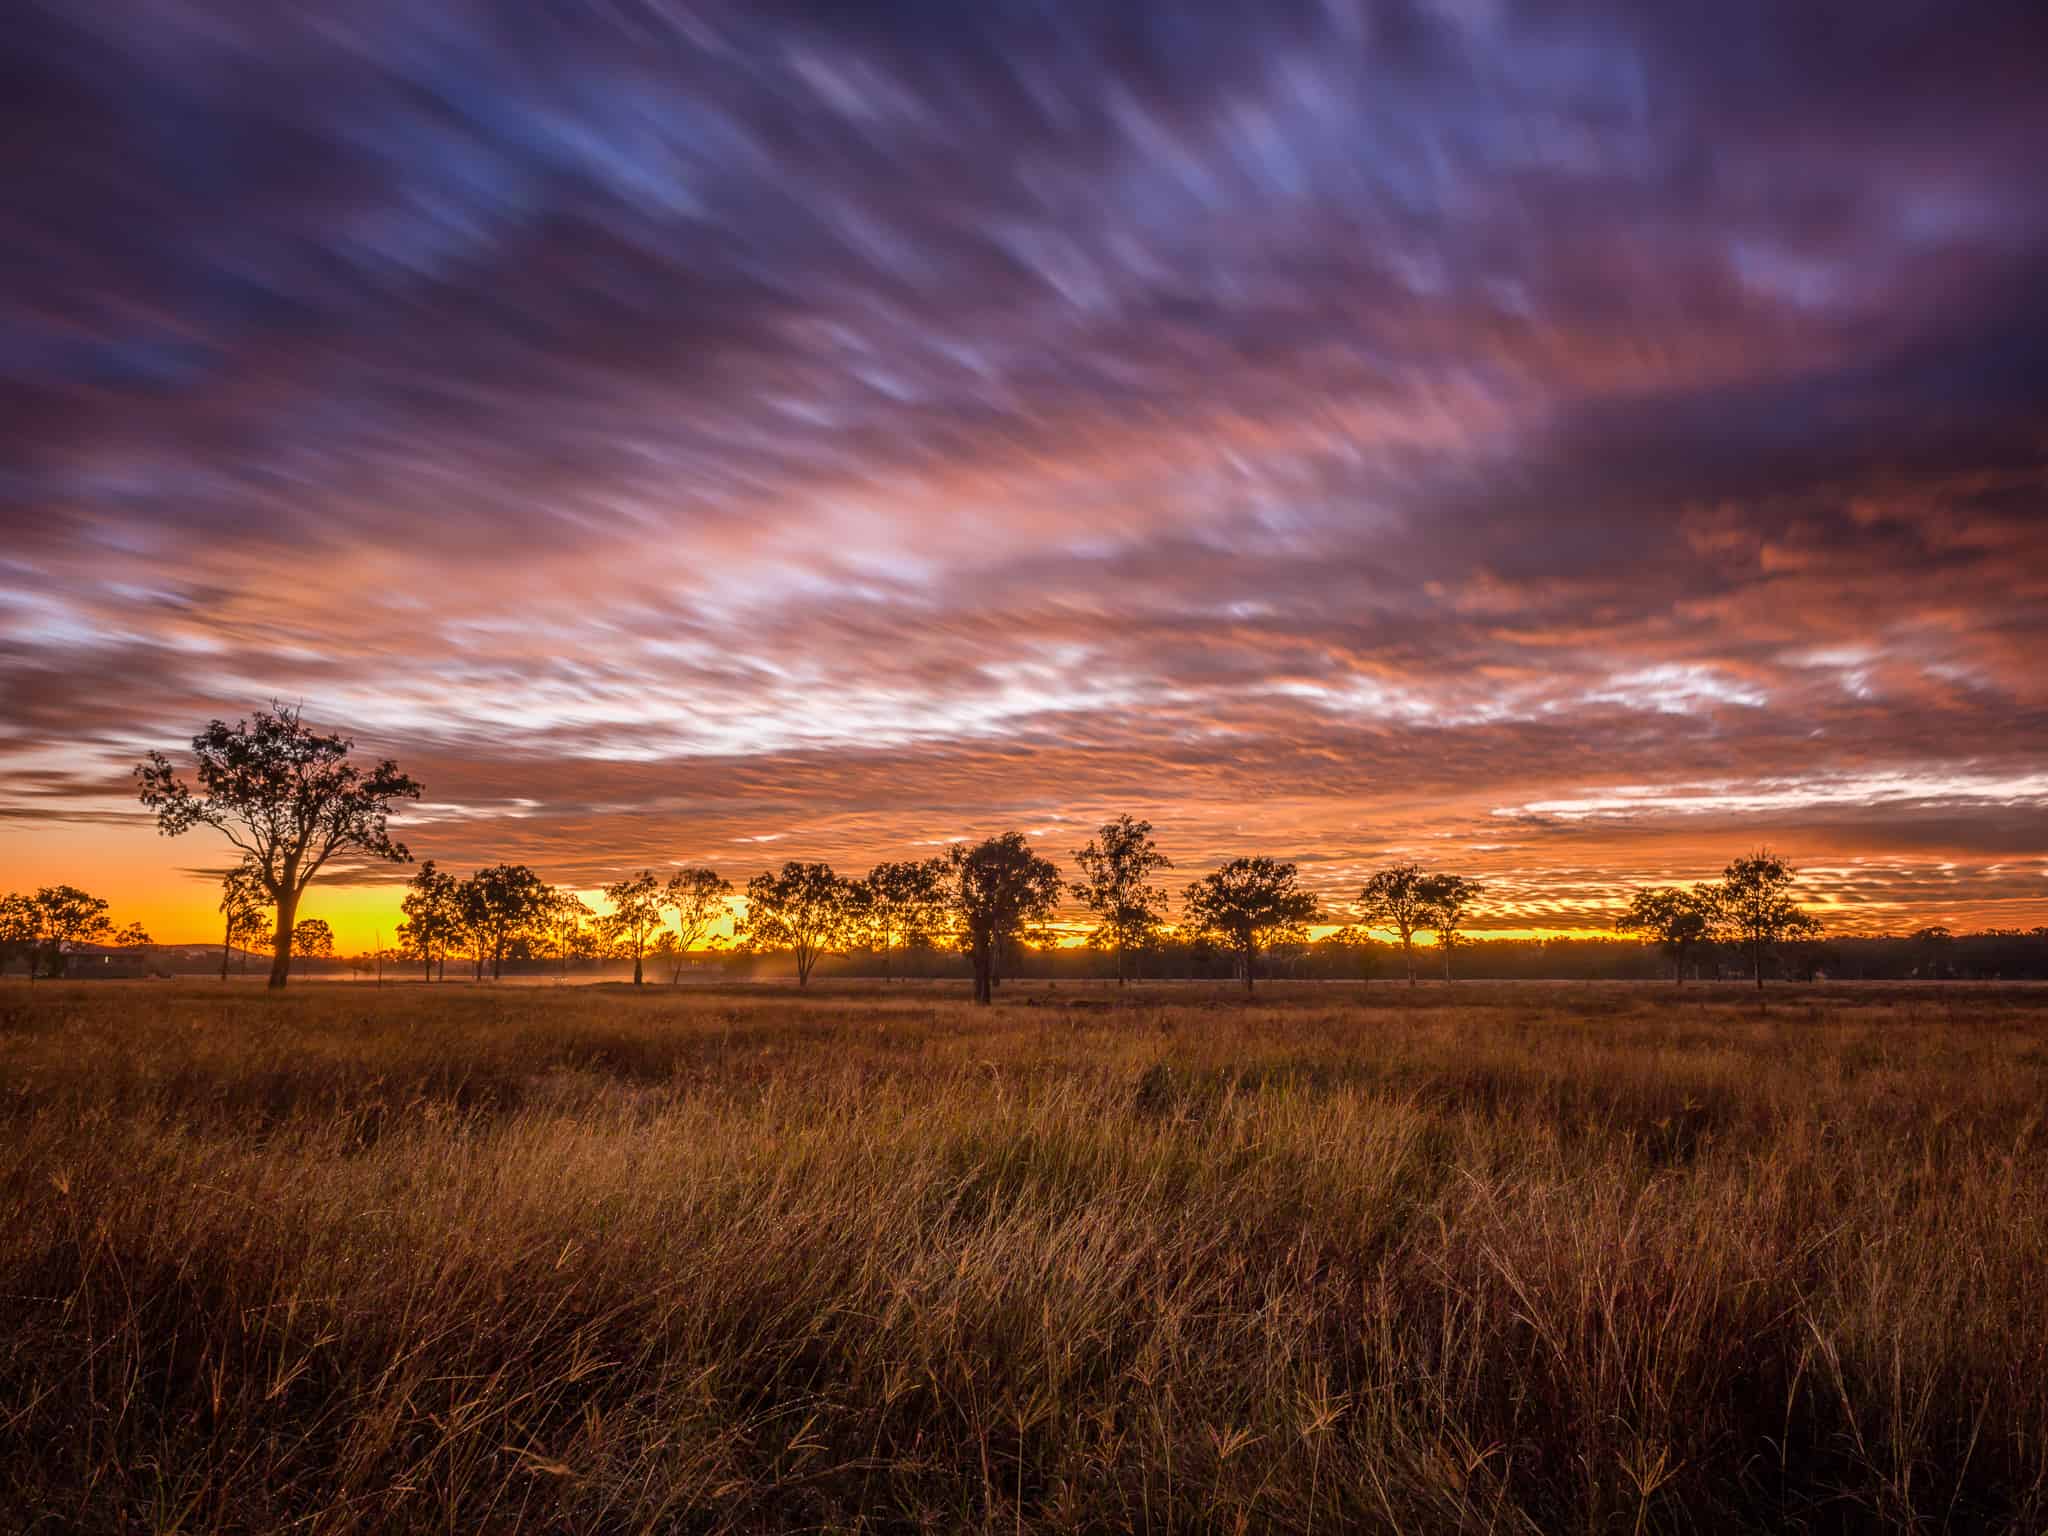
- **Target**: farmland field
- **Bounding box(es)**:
[4,980,2046,1533]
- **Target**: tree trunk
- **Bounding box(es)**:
[424,954,433,982]
[1242,941,1256,994]
[267,891,299,990]
[632,951,643,985]
[492,944,502,981]
[1404,935,1415,986]
[1754,937,1764,990]
[221,917,232,982]
[972,941,993,1005]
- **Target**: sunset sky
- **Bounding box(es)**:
[4,1,2046,951]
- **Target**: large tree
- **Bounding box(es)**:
[460,863,553,981]
[860,858,951,981]
[1615,886,1716,985]
[1418,873,1483,982]
[1714,851,1821,991]
[1357,864,1433,985]
[397,860,464,982]
[1181,857,1321,995]
[1070,815,1173,985]
[599,872,666,986]
[949,834,1063,1005]
[291,917,335,960]
[738,862,860,987]
[137,705,421,988]
[218,859,270,980]
[663,868,732,983]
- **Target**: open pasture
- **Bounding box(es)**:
[4,981,2046,1533]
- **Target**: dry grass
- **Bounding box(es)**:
[3,979,2046,1533]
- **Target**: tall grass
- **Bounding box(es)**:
[3,981,2045,1532]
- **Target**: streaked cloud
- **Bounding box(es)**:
[3,0,2045,944]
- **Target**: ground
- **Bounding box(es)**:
[3,979,2046,1533]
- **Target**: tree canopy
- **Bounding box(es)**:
[137,705,420,987]
[598,871,666,986]
[1716,851,1822,990]
[949,834,1063,1005]
[1615,886,1716,985]
[460,863,553,981]
[663,868,733,982]
[1071,815,1173,985]
[1357,864,1433,984]
[291,917,335,959]
[1180,856,1321,994]
[1418,873,1483,981]
[860,858,951,981]
[738,862,860,987]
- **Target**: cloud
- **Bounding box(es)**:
[3,0,2045,937]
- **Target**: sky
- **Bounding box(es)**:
[3,0,2046,951]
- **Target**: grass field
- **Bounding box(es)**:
[4,980,2046,1533]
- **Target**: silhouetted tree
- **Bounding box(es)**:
[1357,864,1432,985]
[1419,873,1483,981]
[1714,850,1820,990]
[599,871,666,985]
[291,918,335,960]
[460,863,552,980]
[0,894,36,977]
[664,868,732,983]
[861,858,951,980]
[398,860,463,981]
[949,834,1063,1005]
[1181,857,1321,995]
[738,862,860,987]
[219,858,269,980]
[1615,886,1715,985]
[547,890,594,977]
[22,885,113,979]
[137,705,420,988]
[1071,815,1173,985]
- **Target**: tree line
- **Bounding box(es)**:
[0,887,149,980]
[103,705,1867,998]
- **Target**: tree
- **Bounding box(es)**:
[1713,850,1820,991]
[599,871,665,985]
[0,894,40,978]
[860,858,951,980]
[25,885,113,979]
[112,921,151,950]
[1615,886,1715,985]
[292,918,335,960]
[397,860,463,982]
[1181,858,1321,995]
[737,862,860,987]
[136,705,421,988]
[219,859,270,980]
[948,834,1063,1005]
[1070,815,1173,985]
[1418,873,1483,981]
[546,890,594,977]
[663,868,732,983]
[1357,864,1433,985]
[459,863,553,980]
